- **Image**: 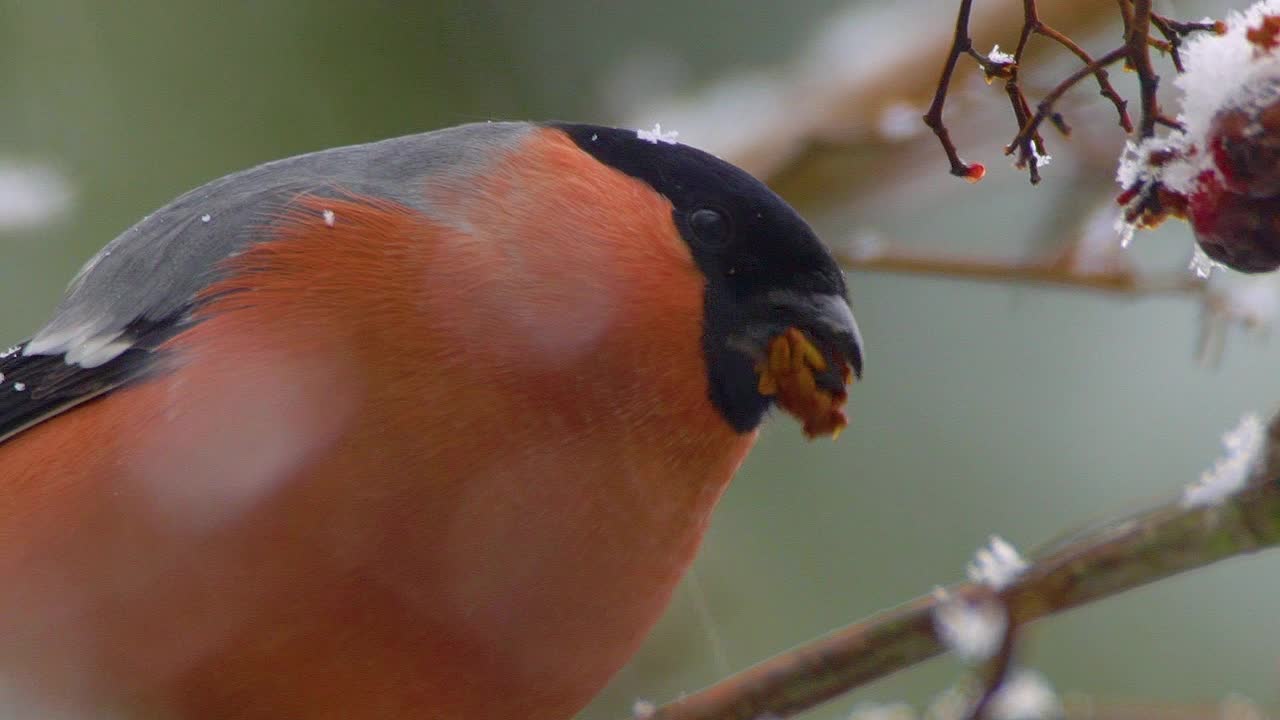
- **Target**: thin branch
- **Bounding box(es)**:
[1062,702,1263,720]
[682,0,1118,189]
[1034,23,1132,133]
[1012,0,1036,57]
[999,0,1133,181]
[1149,13,1187,72]
[1002,75,1043,184]
[924,0,989,182]
[962,598,1018,720]
[1007,46,1130,160]
[1156,16,1225,35]
[927,0,1215,183]
[836,248,1204,296]
[838,242,1268,370]
[1128,0,1161,138]
[642,413,1280,720]
[1117,0,1134,44]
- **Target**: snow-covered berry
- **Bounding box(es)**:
[1208,100,1280,197]
[1189,170,1280,272]
[1115,1,1280,275]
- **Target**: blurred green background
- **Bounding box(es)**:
[1,1,1277,718]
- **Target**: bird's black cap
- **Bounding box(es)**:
[550,122,862,434]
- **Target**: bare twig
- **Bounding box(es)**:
[924,0,990,182]
[1061,699,1266,720]
[1149,14,1187,72]
[1000,0,1134,182]
[837,248,1204,296]
[1033,23,1131,132]
[928,0,1219,183]
[1006,46,1130,162]
[640,416,1280,720]
[651,0,1118,194]
[1128,0,1161,139]
[1149,13,1226,72]
[961,597,1018,720]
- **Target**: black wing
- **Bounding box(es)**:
[0,316,184,446]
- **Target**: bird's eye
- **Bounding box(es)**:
[689,208,730,247]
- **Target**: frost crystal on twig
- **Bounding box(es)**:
[637,123,680,144]
[966,536,1028,590]
[986,45,1014,65]
[932,593,1007,662]
[1183,413,1265,508]
[1189,244,1219,279]
[988,669,1064,720]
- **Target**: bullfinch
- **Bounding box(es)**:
[0,121,862,719]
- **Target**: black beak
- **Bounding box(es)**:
[732,289,864,390]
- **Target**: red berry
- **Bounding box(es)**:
[1189,171,1280,273]
[1208,102,1280,197]
[1246,13,1280,51]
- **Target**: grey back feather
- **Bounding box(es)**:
[0,121,532,446]
[24,121,533,367]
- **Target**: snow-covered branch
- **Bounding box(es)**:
[636,413,1280,720]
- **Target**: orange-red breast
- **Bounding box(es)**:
[0,122,862,719]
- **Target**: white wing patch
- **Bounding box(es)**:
[24,326,134,368]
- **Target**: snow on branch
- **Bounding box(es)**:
[635,411,1280,720]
